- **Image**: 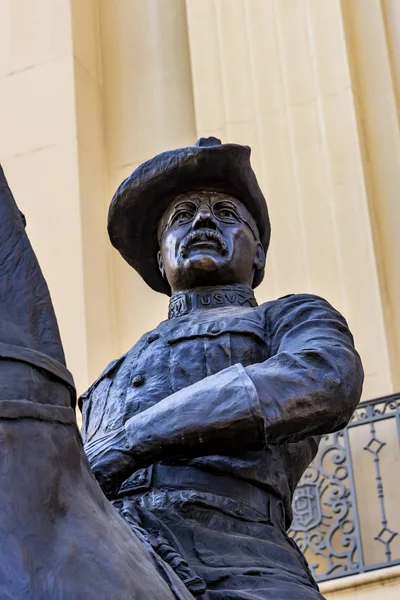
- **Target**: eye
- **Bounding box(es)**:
[176,211,191,222]
[214,204,238,220]
[170,205,196,225]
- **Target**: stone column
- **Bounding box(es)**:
[0,0,92,392]
[185,0,394,399]
[98,0,197,351]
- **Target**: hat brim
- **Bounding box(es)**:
[108,143,270,295]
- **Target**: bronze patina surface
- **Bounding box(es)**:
[83,138,364,599]
[0,165,192,600]
[0,137,364,599]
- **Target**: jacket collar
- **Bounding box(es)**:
[168,284,257,319]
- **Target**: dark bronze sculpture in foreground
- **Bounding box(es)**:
[0,137,363,599]
[82,138,364,599]
[0,166,191,600]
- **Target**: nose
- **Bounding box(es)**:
[192,205,217,230]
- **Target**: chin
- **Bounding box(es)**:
[173,256,231,289]
[184,254,226,273]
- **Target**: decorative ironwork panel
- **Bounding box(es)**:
[289,393,400,582]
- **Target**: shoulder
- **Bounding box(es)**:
[78,324,160,409]
[78,320,169,404]
[261,293,341,314]
[260,293,350,331]
[78,353,127,411]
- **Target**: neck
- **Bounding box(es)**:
[168,283,257,319]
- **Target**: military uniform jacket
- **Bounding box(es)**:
[80,287,363,523]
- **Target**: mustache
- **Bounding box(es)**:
[180,228,228,258]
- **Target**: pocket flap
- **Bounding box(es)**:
[79,354,127,404]
[168,318,266,345]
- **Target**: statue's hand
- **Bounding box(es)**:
[84,427,136,499]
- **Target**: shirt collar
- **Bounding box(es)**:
[168,284,257,319]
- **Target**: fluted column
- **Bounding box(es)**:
[342,0,400,390]
[0,0,91,392]
[2,0,399,401]
[98,0,197,352]
[185,0,393,399]
[70,0,116,384]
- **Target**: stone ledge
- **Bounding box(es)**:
[319,565,400,594]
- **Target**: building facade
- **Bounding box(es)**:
[0,1,399,597]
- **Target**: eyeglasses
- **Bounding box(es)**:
[160,200,259,241]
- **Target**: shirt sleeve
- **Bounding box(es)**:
[125,362,266,464]
[245,294,364,443]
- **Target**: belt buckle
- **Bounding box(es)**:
[118,465,153,496]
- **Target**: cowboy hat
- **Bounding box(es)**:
[108,137,270,295]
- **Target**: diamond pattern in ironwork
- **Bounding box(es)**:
[290,393,400,583]
[375,527,398,546]
[363,437,386,455]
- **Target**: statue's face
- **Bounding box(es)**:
[157,191,265,293]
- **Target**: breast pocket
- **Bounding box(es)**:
[167,317,268,393]
[79,356,125,443]
[81,377,113,443]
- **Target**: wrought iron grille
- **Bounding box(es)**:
[289,393,400,582]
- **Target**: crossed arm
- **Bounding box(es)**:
[84,295,364,497]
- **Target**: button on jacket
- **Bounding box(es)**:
[80,291,363,523]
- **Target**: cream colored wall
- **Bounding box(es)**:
[1,0,399,400]
[97,0,400,401]
[99,0,196,353]
[341,0,400,391]
[185,0,393,401]
[0,0,90,392]
[70,0,116,382]
[320,566,400,600]
[0,2,399,597]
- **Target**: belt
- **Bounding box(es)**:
[118,464,286,527]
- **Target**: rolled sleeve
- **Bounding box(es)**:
[125,363,265,464]
[246,294,364,444]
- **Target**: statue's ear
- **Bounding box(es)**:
[157,250,165,278]
[253,241,265,272]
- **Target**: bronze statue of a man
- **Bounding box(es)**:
[83,137,364,600]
